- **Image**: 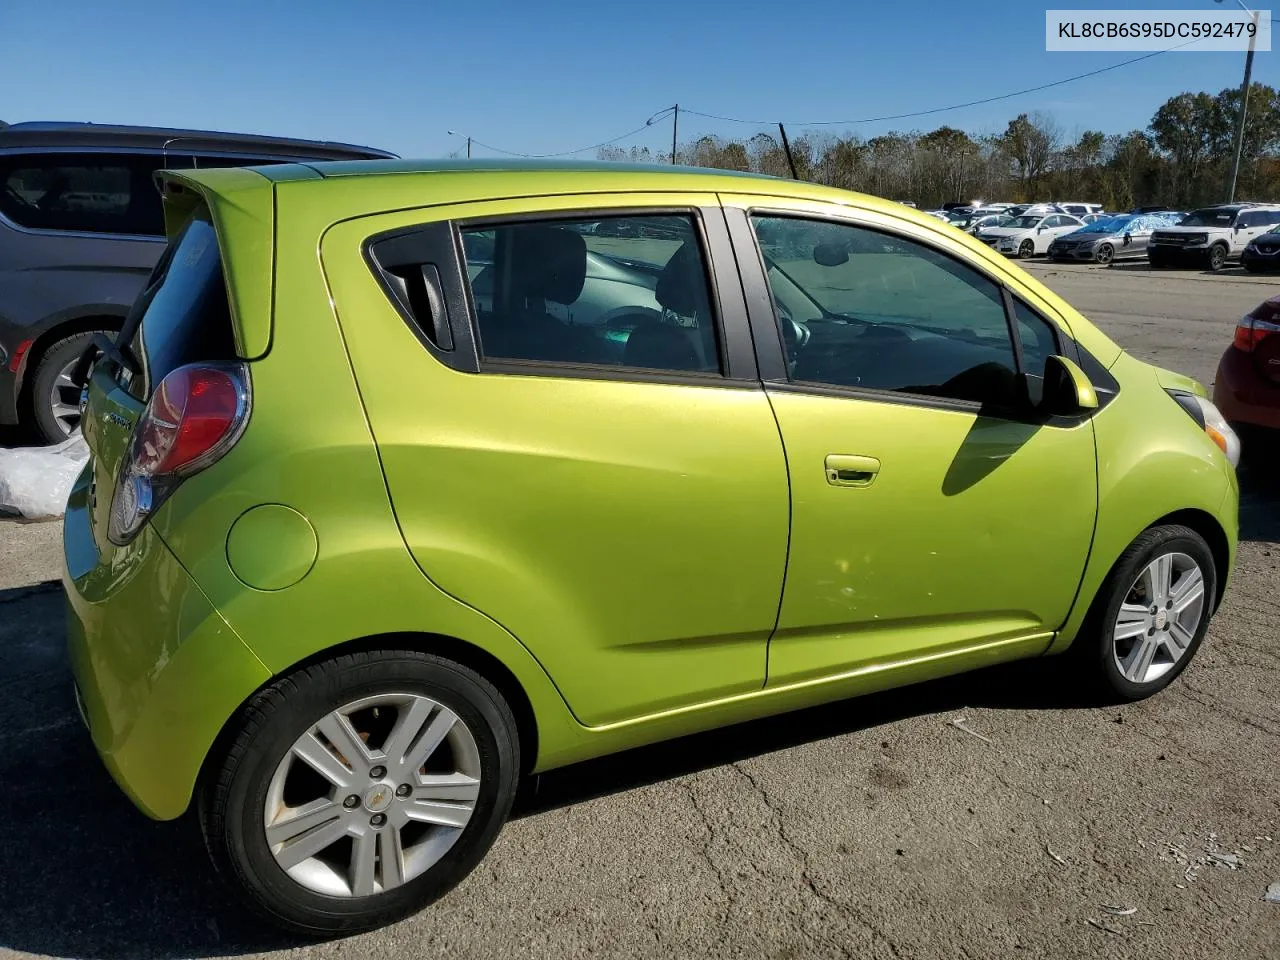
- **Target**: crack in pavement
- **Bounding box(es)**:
[730,761,903,960]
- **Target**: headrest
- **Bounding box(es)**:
[509,226,587,305]
[655,241,709,318]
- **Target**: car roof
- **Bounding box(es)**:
[0,121,396,160]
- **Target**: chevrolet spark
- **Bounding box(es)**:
[65,161,1240,934]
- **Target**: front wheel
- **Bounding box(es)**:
[200,650,521,935]
[1095,243,1115,265]
[1075,525,1216,702]
[1018,239,1035,259]
[1207,244,1228,271]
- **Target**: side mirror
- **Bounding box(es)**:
[813,242,849,267]
[1040,355,1098,414]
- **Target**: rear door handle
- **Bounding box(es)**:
[825,454,881,487]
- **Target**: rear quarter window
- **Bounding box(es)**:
[0,153,166,235]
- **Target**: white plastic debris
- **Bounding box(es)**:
[1264,882,1280,904]
[0,434,89,519]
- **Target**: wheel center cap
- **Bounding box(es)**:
[363,783,393,813]
[1155,609,1169,630]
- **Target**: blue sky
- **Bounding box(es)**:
[2,0,1272,157]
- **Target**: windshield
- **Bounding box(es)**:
[1081,216,1130,234]
[1179,208,1236,227]
[1006,216,1042,229]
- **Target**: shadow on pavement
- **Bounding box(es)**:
[0,584,1098,959]
[2,454,1275,958]
[1239,453,1280,542]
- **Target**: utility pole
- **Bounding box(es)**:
[778,123,799,179]
[1225,9,1258,201]
[466,136,472,159]
[671,104,679,165]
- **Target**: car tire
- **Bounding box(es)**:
[1207,244,1228,271]
[1095,243,1115,265]
[1148,254,1167,269]
[1243,261,1262,274]
[1073,525,1217,703]
[1018,239,1034,259]
[27,330,107,443]
[199,649,521,936]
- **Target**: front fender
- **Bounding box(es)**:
[1049,354,1237,653]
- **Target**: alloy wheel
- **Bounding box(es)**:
[263,692,482,898]
[1019,239,1034,259]
[1095,244,1114,265]
[1112,552,1206,685]
[49,359,82,437]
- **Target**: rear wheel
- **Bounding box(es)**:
[200,650,521,935]
[1074,525,1216,702]
[28,330,107,443]
[1095,243,1115,265]
[1207,244,1228,271]
[1018,239,1034,259]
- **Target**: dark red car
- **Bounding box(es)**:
[1214,294,1280,440]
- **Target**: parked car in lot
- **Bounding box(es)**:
[1004,203,1067,218]
[66,160,1239,935]
[978,212,1085,257]
[1148,203,1280,271]
[1241,224,1280,273]
[0,121,395,442]
[1213,292,1280,444]
[967,212,1014,235]
[1048,213,1180,264]
[1058,202,1105,219]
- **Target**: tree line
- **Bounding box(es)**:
[599,84,1280,210]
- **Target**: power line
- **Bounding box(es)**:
[464,111,672,159]
[682,39,1203,128]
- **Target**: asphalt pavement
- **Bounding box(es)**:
[1,260,1278,960]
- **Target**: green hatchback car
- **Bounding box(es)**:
[65,160,1240,934]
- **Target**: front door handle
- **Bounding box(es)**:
[825,454,881,487]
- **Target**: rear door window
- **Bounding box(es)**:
[459,213,723,375]
[0,152,166,235]
[125,215,238,398]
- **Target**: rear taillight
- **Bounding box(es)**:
[1233,314,1280,352]
[109,363,249,544]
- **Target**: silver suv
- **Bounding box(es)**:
[0,122,394,442]
[1148,203,1280,272]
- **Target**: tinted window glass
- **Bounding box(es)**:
[1181,208,1236,227]
[461,214,721,374]
[128,217,236,397]
[0,153,164,234]
[1010,298,1059,406]
[751,215,1021,407]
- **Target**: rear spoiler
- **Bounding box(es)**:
[154,169,276,360]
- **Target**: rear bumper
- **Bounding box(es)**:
[63,468,270,820]
[1212,346,1280,431]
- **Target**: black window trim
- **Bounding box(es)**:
[365,219,480,373]
[451,204,759,387]
[724,204,1103,425]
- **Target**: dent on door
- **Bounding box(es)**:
[764,393,1098,686]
